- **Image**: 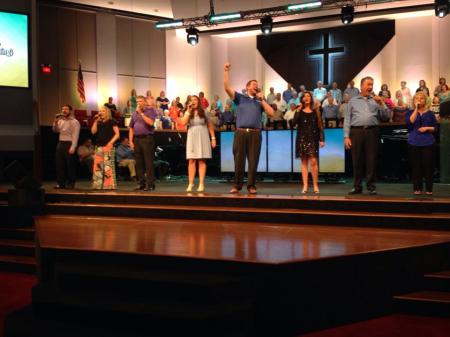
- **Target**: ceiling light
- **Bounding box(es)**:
[186,27,199,46]
[287,1,322,12]
[341,5,354,25]
[435,0,449,18]
[155,20,183,29]
[210,12,241,23]
[260,16,273,35]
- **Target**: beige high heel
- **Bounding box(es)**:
[186,184,194,192]
[197,184,204,192]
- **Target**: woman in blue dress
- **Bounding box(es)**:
[180,95,216,192]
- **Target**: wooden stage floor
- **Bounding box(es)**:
[35,215,450,265]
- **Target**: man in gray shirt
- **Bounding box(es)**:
[53,104,80,189]
[344,77,389,195]
[344,80,360,99]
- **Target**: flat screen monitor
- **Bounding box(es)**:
[293,128,345,173]
[319,128,345,173]
[220,131,267,172]
[0,11,29,88]
[267,130,292,172]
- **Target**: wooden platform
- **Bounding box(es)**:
[2,181,450,336]
[34,215,450,264]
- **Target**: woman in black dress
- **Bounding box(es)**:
[292,91,325,194]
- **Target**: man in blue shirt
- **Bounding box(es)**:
[330,82,342,104]
[224,62,274,194]
[344,76,389,195]
[282,83,296,104]
[313,81,327,103]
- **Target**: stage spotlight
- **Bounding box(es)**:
[435,0,449,18]
[260,16,273,35]
[186,27,199,46]
[341,5,354,25]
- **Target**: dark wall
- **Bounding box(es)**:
[0,0,33,125]
[257,21,395,90]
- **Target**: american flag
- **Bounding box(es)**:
[77,62,86,103]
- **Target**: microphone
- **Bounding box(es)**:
[55,113,64,118]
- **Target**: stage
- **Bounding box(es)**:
[19,179,450,197]
[1,180,450,337]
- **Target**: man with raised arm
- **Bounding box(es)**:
[224,62,274,194]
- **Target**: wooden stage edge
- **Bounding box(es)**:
[1,180,450,201]
[35,214,450,265]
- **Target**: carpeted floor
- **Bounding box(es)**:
[0,272,449,337]
[299,313,450,337]
[0,272,36,337]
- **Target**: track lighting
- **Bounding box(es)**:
[341,5,354,25]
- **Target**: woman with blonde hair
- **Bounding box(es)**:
[179,95,216,192]
[91,106,120,190]
[405,91,437,195]
[292,92,325,194]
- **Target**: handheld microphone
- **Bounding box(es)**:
[55,113,64,118]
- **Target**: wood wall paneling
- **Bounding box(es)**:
[149,27,166,79]
[38,6,60,125]
[116,17,133,76]
[133,20,150,77]
[58,9,78,70]
[134,77,152,99]
[38,5,166,125]
[77,11,97,72]
[117,75,134,112]
[149,78,166,99]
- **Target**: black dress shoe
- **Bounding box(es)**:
[144,184,155,191]
[367,189,377,195]
[66,184,75,189]
[54,185,65,189]
[348,188,362,195]
[134,185,145,191]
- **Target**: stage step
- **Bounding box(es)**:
[0,227,35,240]
[44,201,450,230]
[32,283,255,336]
[44,191,450,214]
[0,239,35,256]
[394,291,450,317]
[0,254,36,274]
[424,271,450,292]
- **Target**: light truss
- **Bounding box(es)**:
[155,0,406,30]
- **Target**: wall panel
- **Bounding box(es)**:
[116,17,133,76]
[58,9,77,70]
[133,20,150,76]
[77,11,97,72]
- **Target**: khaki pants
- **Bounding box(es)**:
[118,159,136,178]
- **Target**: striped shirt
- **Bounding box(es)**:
[53,116,80,150]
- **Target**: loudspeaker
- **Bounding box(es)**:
[4,160,41,190]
